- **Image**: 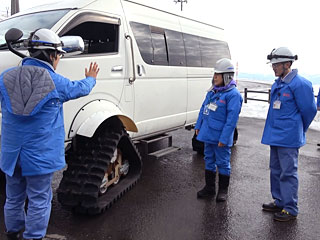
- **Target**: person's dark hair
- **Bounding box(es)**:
[28,49,57,66]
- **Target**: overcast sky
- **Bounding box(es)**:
[1,0,320,76]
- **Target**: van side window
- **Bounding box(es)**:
[129,22,153,64]
[183,33,201,67]
[130,23,169,65]
[165,30,186,66]
[200,37,230,68]
[150,26,168,65]
[59,13,120,55]
[130,21,230,68]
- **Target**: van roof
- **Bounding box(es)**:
[13,0,95,16]
[11,0,223,30]
[124,0,223,30]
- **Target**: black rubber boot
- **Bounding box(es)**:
[216,174,230,202]
[5,231,21,240]
[197,170,216,198]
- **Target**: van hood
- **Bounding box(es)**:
[13,0,96,16]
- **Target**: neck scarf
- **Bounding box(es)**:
[213,80,237,92]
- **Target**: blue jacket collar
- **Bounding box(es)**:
[275,69,298,84]
[22,57,55,72]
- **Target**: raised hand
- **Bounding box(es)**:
[85,62,100,79]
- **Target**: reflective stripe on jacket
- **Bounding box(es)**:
[0,58,96,176]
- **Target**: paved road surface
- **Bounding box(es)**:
[1,116,320,240]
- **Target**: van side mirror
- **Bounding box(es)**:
[60,36,85,57]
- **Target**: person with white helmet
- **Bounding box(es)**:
[195,58,242,202]
[0,28,99,240]
[261,47,316,221]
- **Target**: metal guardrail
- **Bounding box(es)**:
[244,88,318,104]
[244,88,271,103]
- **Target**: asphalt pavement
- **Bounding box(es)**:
[1,80,320,240]
[1,115,320,240]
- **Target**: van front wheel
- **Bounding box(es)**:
[57,117,142,215]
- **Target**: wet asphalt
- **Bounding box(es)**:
[1,82,320,240]
[1,116,320,240]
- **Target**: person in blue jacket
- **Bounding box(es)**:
[261,47,316,222]
[317,88,320,111]
[0,29,99,240]
[195,58,242,202]
[317,89,320,147]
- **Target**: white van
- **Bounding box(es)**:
[0,0,231,214]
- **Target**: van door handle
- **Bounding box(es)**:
[111,65,123,72]
[137,64,143,76]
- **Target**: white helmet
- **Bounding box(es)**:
[267,47,297,64]
[27,28,66,53]
[214,58,235,73]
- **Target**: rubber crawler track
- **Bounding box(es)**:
[57,120,142,215]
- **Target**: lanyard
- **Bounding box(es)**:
[272,82,284,109]
[273,82,284,100]
[209,92,222,103]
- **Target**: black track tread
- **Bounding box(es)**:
[57,123,142,215]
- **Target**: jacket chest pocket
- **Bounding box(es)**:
[210,99,227,121]
[279,91,296,114]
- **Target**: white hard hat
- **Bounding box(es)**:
[214,58,235,73]
[267,47,297,64]
[27,28,66,53]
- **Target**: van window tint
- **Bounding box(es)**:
[130,22,153,64]
[151,27,168,65]
[61,14,119,55]
[200,37,231,68]
[130,21,230,68]
[183,33,201,67]
[165,29,186,66]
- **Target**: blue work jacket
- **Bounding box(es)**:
[195,86,243,147]
[261,69,316,148]
[0,58,96,176]
[317,88,320,109]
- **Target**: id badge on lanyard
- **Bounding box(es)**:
[203,102,217,115]
[204,93,220,115]
[208,102,218,111]
[273,100,281,109]
[204,104,210,115]
[273,92,281,110]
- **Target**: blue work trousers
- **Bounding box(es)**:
[270,146,299,216]
[204,143,231,176]
[4,164,53,239]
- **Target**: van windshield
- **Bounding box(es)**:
[0,10,69,46]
